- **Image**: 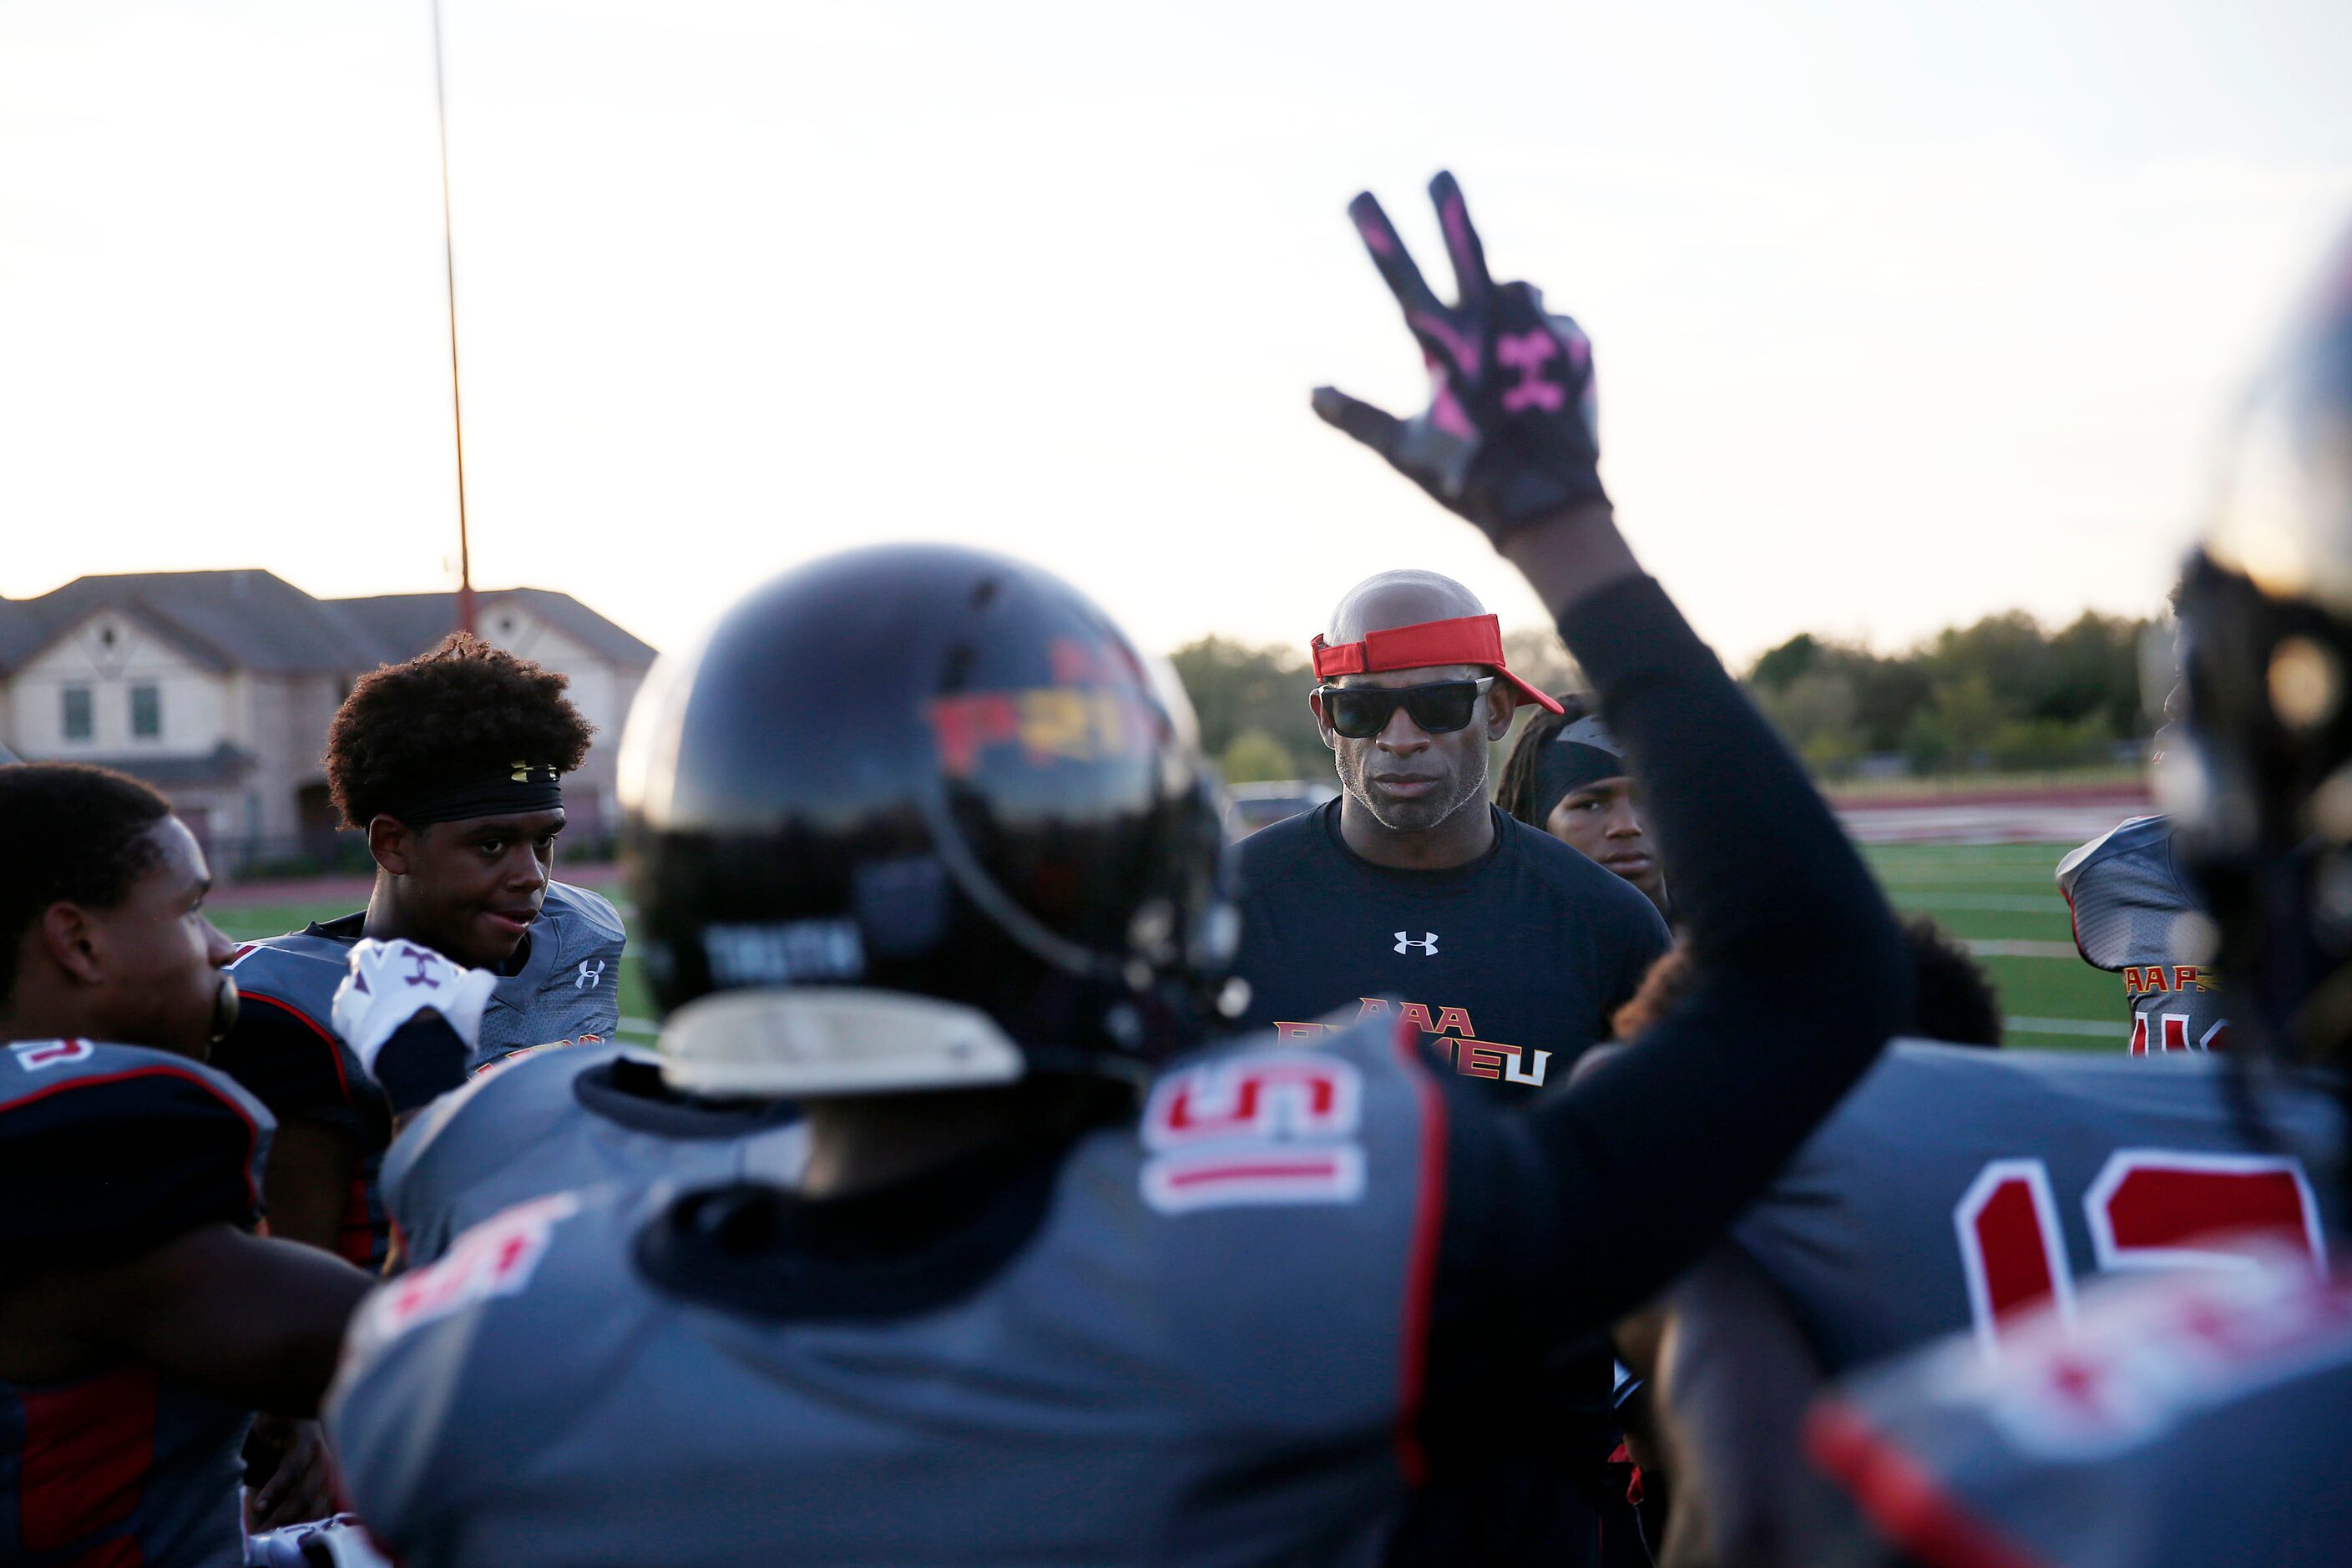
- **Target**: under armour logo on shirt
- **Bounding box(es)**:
[576,959,604,990]
[1393,932,1439,956]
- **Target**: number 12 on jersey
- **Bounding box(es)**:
[1954,1151,2329,1354]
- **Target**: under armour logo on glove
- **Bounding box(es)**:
[1394,932,1440,956]
[334,938,497,1074]
[1313,171,1606,547]
[576,959,604,990]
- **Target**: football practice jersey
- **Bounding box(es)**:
[382,1043,806,1268]
[2056,815,2231,1055]
[0,1040,272,1568]
[329,1016,1439,1567]
[214,882,626,1268]
[1809,1256,2352,1567]
[1735,1042,2341,1371]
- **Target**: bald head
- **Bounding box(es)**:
[1311,569,1511,854]
[1327,570,1487,645]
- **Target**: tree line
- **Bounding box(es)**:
[1170,608,2154,786]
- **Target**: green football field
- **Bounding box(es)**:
[1859,842,2120,1050]
[211,839,2125,1055]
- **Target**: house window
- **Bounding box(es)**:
[62,685,93,741]
[131,683,162,739]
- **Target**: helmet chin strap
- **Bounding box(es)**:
[658,987,1027,1099]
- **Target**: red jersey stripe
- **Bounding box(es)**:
[17,1363,158,1555]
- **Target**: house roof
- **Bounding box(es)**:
[0,571,383,675]
[0,589,240,675]
[0,573,655,675]
[73,741,260,789]
[333,589,659,669]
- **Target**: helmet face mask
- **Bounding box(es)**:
[620,544,1237,1097]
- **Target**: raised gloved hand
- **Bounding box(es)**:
[1313,171,1606,545]
[331,938,494,1075]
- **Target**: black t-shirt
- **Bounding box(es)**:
[1232,800,1669,1097]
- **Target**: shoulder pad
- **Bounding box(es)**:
[1814,1260,2352,1568]
[329,1186,635,1541]
[229,928,362,1019]
[544,882,627,945]
[1141,1014,1425,1204]
[382,1042,629,1221]
[2053,815,2198,970]
[0,1042,271,1272]
[212,944,384,1141]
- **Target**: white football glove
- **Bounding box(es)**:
[331,938,495,1075]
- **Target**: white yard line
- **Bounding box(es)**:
[2004,1016,2118,1038]
[1962,939,2081,959]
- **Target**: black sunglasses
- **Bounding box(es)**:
[1317,677,1495,740]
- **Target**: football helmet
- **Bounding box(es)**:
[618,544,1237,1095]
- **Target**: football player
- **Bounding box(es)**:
[1626,1047,2336,1565]
[1785,224,2352,1565]
[0,764,378,1560]
[211,634,625,1271]
[1497,695,1672,919]
[2056,813,2230,1054]
[320,175,1910,1567]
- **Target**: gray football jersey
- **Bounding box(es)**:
[1812,1257,2352,1567]
[2056,815,2231,1054]
[469,881,628,1071]
[225,881,624,1082]
[219,881,625,1268]
[328,1017,1438,1567]
[1735,1041,2341,1371]
[381,1043,806,1268]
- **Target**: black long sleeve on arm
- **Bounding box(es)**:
[1428,572,1909,1397]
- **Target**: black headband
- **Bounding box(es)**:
[1527,715,1629,821]
[392,761,564,827]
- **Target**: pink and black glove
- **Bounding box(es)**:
[1314,171,1606,545]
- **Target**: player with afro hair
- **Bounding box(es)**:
[210,631,629,1268]
[326,632,594,833]
[310,631,598,976]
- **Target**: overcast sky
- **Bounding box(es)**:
[4,0,2349,665]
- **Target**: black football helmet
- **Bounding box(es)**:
[617,544,1237,1095]
[2171,230,2352,1069]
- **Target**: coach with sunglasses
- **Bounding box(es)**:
[1230,567,1668,1099]
[1229,568,1671,1566]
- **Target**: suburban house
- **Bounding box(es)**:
[0,571,657,872]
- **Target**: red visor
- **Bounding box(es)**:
[1310,613,1564,715]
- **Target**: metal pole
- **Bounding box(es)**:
[430,0,476,636]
